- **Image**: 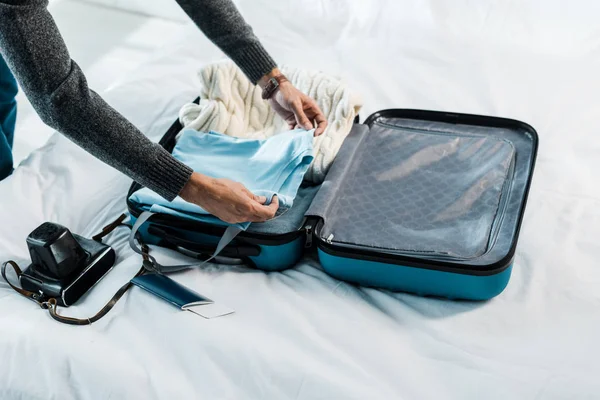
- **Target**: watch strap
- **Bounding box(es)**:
[262,75,288,100]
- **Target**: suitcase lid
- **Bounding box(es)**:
[306,109,538,275]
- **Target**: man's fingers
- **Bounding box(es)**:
[304,101,327,136]
[266,195,279,213]
[250,195,279,222]
[313,111,328,136]
[291,101,313,131]
[285,115,297,129]
[242,188,265,204]
[254,194,267,204]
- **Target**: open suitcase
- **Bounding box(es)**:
[127,99,537,300]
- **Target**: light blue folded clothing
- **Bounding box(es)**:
[129,128,315,230]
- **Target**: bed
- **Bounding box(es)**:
[2,1,600,398]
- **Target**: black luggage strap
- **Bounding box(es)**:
[1,214,146,326]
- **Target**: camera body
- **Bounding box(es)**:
[19,222,116,306]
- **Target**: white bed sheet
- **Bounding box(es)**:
[2,1,600,399]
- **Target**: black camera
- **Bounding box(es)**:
[19,222,116,306]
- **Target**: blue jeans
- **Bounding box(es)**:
[0,53,18,180]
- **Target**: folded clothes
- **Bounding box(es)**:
[129,128,314,230]
[178,61,362,183]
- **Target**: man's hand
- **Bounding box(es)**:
[180,172,279,224]
[259,68,328,136]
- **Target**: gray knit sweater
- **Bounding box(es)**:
[0,0,277,200]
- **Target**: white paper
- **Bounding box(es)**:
[186,303,235,319]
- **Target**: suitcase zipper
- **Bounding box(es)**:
[303,217,323,248]
[304,222,313,248]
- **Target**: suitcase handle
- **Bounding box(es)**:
[147,225,261,258]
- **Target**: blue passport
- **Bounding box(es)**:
[131,273,234,318]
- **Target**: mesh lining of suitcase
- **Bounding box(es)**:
[306,121,524,262]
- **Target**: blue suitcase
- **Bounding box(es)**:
[127,101,537,300]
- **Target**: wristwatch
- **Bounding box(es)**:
[261,75,288,100]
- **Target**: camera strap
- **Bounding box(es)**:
[1,214,147,326]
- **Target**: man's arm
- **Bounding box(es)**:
[0,0,322,223]
[173,0,327,135]
[0,0,193,201]
[174,0,277,84]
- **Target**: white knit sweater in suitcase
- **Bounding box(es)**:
[178,61,363,183]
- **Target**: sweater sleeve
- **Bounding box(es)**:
[0,0,193,200]
[174,0,277,84]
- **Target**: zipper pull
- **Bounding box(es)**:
[326,234,334,244]
[304,222,313,248]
